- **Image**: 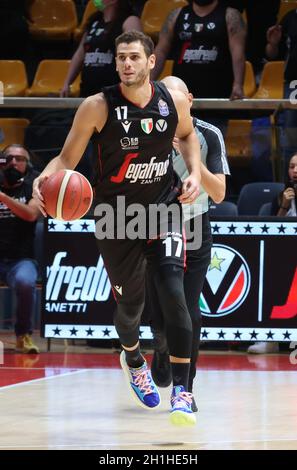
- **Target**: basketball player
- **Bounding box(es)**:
[33,31,201,426]
[147,76,230,412]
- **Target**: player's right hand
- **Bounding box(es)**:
[33,175,48,217]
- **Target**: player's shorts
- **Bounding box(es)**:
[95,201,185,304]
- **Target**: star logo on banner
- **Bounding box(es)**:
[244,224,253,233]
[294,227,297,234]
[261,224,269,233]
[139,329,143,337]
[86,327,94,336]
[102,328,111,337]
[234,330,242,339]
[283,330,291,340]
[266,330,274,339]
[209,252,225,271]
[70,327,78,336]
[64,222,72,230]
[53,327,61,336]
[228,224,236,233]
[48,221,56,231]
[212,224,221,233]
[277,224,286,234]
[218,330,226,339]
[81,222,89,231]
[201,330,209,339]
[250,330,258,340]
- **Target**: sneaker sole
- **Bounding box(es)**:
[170,410,196,427]
[120,351,161,410]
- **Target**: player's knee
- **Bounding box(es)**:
[114,301,144,332]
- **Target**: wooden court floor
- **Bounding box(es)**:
[0,351,297,450]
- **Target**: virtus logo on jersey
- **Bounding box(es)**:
[110,154,170,184]
[45,252,111,313]
[200,245,251,317]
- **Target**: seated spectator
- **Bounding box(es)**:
[247,153,297,354]
[61,0,142,97]
[0,144,40,354]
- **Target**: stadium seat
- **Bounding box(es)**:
[209,201,238,217]
[244,61,256,97]
[258,202,273,216]
[26,60,81,97]
[252,61,284,99]
[141,0,188,41]
[73,0,97,41]
[237,182,284,215]
[277,0,297,22]
[225,120,253,159]
[0,118,30,150]
[28,0,78,41]
[0,60,28,97]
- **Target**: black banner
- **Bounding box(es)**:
[41,217,297,342]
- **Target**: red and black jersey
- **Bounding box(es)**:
[171,3,233,98]
[92,81,179,208]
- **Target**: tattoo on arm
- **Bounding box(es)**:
[160,8,180,36]
[226,8,246,36]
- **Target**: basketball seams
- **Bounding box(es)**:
[69,172,83,220]
[56,170,73,220]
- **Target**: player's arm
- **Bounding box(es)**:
[226,7,246,100]
[151,9,180,80]
[170,89,201,203]
[201,125,229,203]
[200,164,226,204]
[33,95,108,214]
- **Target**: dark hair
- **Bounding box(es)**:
[115,30,155,58]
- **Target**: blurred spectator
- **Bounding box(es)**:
[273,153,297,217]
[151,0,246,100]
[0,144,40,354]
[247,153,297,354]
[0,0,32,60]
[226,0,280,74]
[266,7,297,166]
[61,0,142,97]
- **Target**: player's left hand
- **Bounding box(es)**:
[179,175,199,204]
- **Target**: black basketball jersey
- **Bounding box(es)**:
[92,81,179,208]
[171,3,233,98]
[81,16,121,96]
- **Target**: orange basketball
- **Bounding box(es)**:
[41,169,93,221]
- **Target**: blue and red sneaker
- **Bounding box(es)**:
[120,351,161,410]
[170,385,196,426]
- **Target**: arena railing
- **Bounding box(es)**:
[1,97,297,181]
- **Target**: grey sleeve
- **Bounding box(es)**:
[200,123,230,175]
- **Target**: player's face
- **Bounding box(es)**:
[116,41,155,88]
